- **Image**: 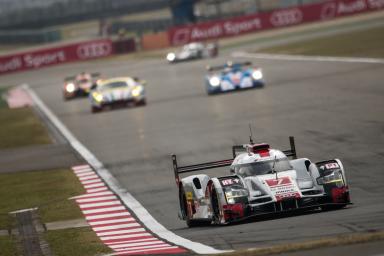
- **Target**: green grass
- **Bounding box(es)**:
[0,86,9,108]
[258,26,384,58]
[45,227,112,256]
[0,169,85,230]
[0,107,51,149]
[0,235,18,256]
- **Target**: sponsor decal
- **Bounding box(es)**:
[321,2,338,20]
[0,57,22,73]
[23,51,66,68]
[265,177,301,201]
[223,18,262,35]
[0,39,113,75]
[325,162,340,169]
[270,8,303,27]
[337,0,367,14]
[77,41,112,59]
[368,0,384,8]
[220,178,240,186]
[172,28,191,45]
[186,191,193,200]
[168,0,383,46]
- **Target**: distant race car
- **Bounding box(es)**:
[89,77,146,113]
[205,61,264,95]
[172,136,351,227]
[63,72,100,100]
[166,42,218,63]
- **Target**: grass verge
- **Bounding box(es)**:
[45,227,112,256]
[257,26,384,58]
[0,169,85,230]
[0,235,18,256]
[0,87,51,149]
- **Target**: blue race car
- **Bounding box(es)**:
[205,61,264,95]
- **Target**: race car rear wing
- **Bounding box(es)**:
[206,61,252,72]
[64,72,100,82]
[172,155,233,186]
[172,136,297,186]
[232,136,297,159]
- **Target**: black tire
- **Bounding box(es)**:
[91,106,102,113]
[211,187,221,224]
[321,204,347,211]
[137,99,147,106]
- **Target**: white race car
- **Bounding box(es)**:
[172,137,351,227]
[166,42,218,63]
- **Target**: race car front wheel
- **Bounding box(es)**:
[91,106,102,113]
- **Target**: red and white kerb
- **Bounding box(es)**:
[71,164,187,255]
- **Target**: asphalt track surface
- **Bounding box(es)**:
[2,46,384,253]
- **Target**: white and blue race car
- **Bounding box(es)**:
[205,61,264,95]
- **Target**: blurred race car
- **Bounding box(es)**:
[89,77,146,113]
[63,72,100,100]
[166,42,218,63]
[172,137,351,227]
[205,61,264,95]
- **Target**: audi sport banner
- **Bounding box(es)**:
[168,0,384,46]
[0,39,114,75]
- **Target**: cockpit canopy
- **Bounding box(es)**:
[231,155,292,177]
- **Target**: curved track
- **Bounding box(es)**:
[2,48,384,252]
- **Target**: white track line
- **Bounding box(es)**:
[79,201,122,209]
[25,84,230,254]
[93,223,140,232]
[98,229,147,237]
[87,187,108,193]
[71,191,114,199]
[85,212,131,220]
[83,206,126,215]
[77,196,117,203]
[232,52,384,64]
[89,218,135,226]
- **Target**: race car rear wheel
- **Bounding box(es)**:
[211,186,221,224]
[91,106,102,113]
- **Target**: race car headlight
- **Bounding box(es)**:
[252,70,263,80]
[209,76,221,87]
[317,170,344,186]
[92,92,103,103]
[132,86,143,97]
[167,52,176,62]
[225,188,248,204]
[65,83,75,93]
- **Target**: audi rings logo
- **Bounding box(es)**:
[77,42,112,59]
[270,9,303,27]
[172,28,191,45]
[321,2,337,20]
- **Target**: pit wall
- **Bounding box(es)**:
[1,0,383,75]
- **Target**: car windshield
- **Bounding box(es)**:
[101,81,128,90]
[234,158,292,177]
